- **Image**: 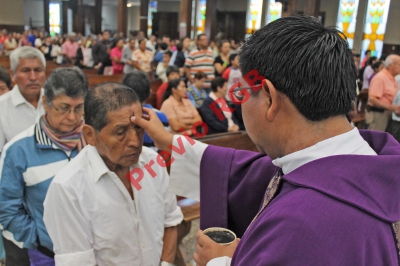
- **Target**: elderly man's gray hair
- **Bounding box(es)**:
[44,67,89,104]
[384,54,399,68]
[10,46,46,73]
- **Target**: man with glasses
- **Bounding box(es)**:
[0,46,46,266]
[0,68,88,266]
[367,54,400,131]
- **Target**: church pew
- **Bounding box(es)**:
[196,131,258,152]
[86,74,124,88]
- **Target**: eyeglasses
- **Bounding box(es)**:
[51,102,84,116]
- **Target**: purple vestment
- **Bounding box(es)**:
[199,130,400,265]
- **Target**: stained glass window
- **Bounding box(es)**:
[246,0,264,34]
[336,0,360,48]
[266,0,282,24]
[148,1,157,36]
[49,3,61,36]
[196,0,206,34]
[361,0,391,60]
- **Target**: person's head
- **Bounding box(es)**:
[23,30,29,37]
[137,31,145,39]
[68,32,76,42]
[162,35,170,47]
[209,40,216,48]
[193,72,206,89]
[32,28,38,36]
[163,50,172,64]
[10,46,46,98]
[102,30,110,41]
[182,37,190,49]
[0,66,12,96]
[149,34,156,42]
[166,65,180,81]
[163,78,186,102]
[80,37,87,47]
[138,38,147,51]
[372,61,384,74]
[197,34,208,49]
[83,83,144,169]
[367,56,378,66]
[45,36,52,44]
[43,67,89,133]
[230,53,239,68]
[211,77,228,97]
[384,54,400,77]
[129,38,136,49]
[7,33,13,40]
[239,15,357,158]
[114,38,124,49]
[122,71,151,103]
[38,31,45,39]
[365,50,371,59]
[219,40,231,55]
[159,42,168,51]
[58,37,64,45]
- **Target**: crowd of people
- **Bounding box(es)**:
[0,14,400,266]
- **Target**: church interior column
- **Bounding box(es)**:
[62,1,69,34]
[303,0,321,18]
[204,0,217,39]
[43,0,50,33]
[179,0,193,39]
[94,0,102,34]
[118,0,128,36]
[140,0,149,37]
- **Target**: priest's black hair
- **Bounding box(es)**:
[239,15,357,121]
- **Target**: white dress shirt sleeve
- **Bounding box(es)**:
[43,180,97,266]
[207,256,232,266]
[168,135,208,201]
[0,127,6,152]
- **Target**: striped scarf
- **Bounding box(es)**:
[40,116,87,151]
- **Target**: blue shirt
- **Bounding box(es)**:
[27,34,37,47]
[0,122,78,251]
[143,104,169,149]
[154,51,164,67]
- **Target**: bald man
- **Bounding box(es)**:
[367,54,400,131]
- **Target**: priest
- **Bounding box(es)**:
[132,16,400,265]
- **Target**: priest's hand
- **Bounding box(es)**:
[131,107,173,150]
[193,230,240,266]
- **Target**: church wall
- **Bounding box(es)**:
[127,5,140,32]
[157,1,181,12]
[102,5,118,31]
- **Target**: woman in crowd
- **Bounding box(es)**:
[0,67,88,266]
[51,37,63,64]
[200,77,239,134]
[110,38,125,74]
[132,38,154,76]
[0,66,11,96]
[161,78,202,135]
[4,32,17,56]
[361,56,379,90]
[214,40,231,77]
[40,36,53,61]
[170,37,190,68]
[75,37,94,69]
[34,31,45,49]
[156,50,172,82]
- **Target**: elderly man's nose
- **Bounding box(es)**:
[126,129,141,147]
[28,70,37,80]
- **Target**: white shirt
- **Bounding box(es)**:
[167,127,376,266]
[43,145,183,266]
[0,85,44,152]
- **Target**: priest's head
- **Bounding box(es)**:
[83,82,144,171]
[238,15,356,158]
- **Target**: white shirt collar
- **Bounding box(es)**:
[272,128,377,174]
[11,84,44,108]
[86,145,146,183]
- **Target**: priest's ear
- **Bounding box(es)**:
[263,79,282,122]
[83,125,97,146]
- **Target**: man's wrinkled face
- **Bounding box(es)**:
[95,102,144,168]
[11,58,46,97]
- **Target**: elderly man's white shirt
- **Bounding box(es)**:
[43,145,183,266]
[0,85,44,151]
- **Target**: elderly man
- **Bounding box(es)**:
[0,68,88,266]
[43,82,183,266]
[132,16,400,265]
[0,46,46,152]
[62,32,79,64]
[0,46,46,265]
[366,54,400,131]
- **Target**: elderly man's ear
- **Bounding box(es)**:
[83,125,96,146]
